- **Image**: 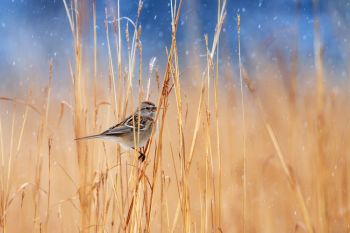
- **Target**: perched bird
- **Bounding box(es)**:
[75,101,157,162]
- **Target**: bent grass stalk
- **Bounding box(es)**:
[241,68,315,233]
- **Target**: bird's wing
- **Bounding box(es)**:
[102,125,133,136]
[123,114,149,130]
[101,114,149,136]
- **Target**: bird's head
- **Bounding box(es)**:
[138,101,157,120]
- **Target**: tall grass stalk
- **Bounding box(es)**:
[237,14,247,233]
[63,1,91,231]
[214,0,222,228]
[313,0,328,232]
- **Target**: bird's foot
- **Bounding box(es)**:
[138,152,146,162]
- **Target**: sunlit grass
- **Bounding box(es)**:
[0,1,349,233]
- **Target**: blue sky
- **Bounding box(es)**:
[0,0,349,88]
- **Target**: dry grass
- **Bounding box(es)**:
[0,1,349,233]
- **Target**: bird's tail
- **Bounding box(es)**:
[75,134,102,141]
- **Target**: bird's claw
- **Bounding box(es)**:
[138,152,146,162]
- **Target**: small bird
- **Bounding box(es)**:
[75,101,157,162]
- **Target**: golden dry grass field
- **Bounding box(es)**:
[0,1,349,232]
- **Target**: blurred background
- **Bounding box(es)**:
[1,0,349,90]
